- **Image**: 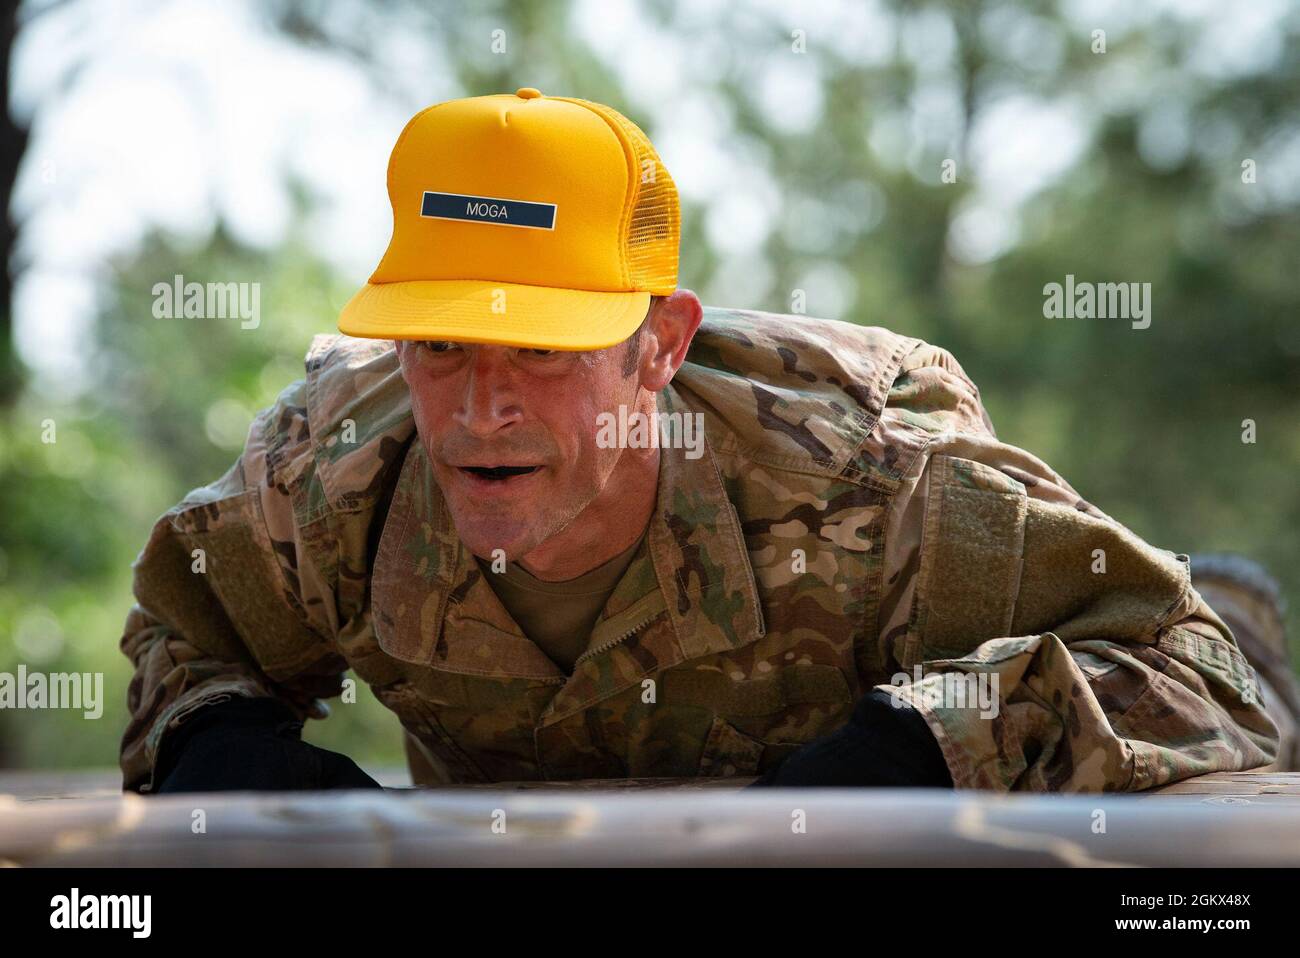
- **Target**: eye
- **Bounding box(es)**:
[421,341,461,354]
[521,348,556,357]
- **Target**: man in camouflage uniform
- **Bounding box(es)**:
[120,91,1292,793]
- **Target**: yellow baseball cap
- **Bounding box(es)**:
[338,88,680,350]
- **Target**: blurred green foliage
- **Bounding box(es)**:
[2,0,1297,774]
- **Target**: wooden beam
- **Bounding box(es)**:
[2,770,1298,867]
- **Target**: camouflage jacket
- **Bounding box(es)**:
[119,306,1280,792]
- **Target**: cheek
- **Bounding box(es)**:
[406,382,454,439]
[411,391,440,431]
[571,381,637,478]
[542,402,598,466]
[534,384,622,476]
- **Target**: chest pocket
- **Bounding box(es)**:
[372,681,493,783]
[667,664,855,777]
[698,717,767,777]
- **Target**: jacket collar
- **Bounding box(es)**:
[370,383,766,693]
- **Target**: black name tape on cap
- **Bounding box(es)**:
[420,191,557,230]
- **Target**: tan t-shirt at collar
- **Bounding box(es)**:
[475,531,647,674]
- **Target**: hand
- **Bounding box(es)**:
[154,697,382,793]
[748,689,953,788]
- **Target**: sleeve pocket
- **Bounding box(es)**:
[906,455,1028,668]
[905,452,1191,669]
[172,488,331,678]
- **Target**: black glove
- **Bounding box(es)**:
[748,688,953,788]
[154,696,382,793]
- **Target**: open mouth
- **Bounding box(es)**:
[459,465,541,482]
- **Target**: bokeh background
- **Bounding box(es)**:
[2,0,1297,774]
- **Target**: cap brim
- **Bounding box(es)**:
[338,279,651,351]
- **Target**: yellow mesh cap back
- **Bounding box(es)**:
[552,96,680,295]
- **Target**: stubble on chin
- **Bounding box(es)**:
[441,495,549,563]
[452,484,599,566]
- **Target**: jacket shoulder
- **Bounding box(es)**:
[301,333,417,514]
[672,306,919,475]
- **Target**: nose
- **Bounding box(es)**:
[454,346,523,438]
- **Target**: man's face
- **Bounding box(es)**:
[395,329,644,562]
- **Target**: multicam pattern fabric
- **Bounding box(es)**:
[119,306,1284,792]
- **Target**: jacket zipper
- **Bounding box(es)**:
[573,609,662,668]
